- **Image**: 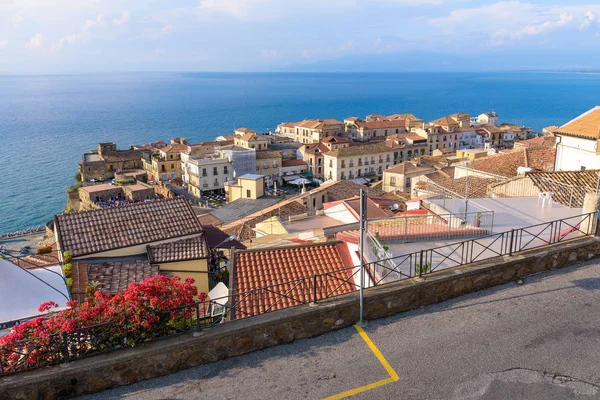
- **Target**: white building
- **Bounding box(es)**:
[554,106,600,171]
[182,154,233,197]
[477,112,499,126]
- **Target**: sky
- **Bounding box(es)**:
[1,0,600,73]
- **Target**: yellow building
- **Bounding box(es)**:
[382,162,436,193]
[147,235,210,296]
[148,143,188,182]
[54,198,211,296]
[224,174,265,202]
[455,149,489,161]
[234,133,270,150]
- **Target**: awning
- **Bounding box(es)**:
[282,174,301,182]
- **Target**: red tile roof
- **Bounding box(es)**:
[468,147,555,177]
[555,106,600,139]
[233,242,356,316]
[282,159,308,167]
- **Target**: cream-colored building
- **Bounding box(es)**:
[344,119,408,142]
[382,162,436,193]
[255,150,282,186]
[234,133,269,150]
[300,136,352,180]
[386,133,428,164]
[224,174,266,202]
[181,154,232,198]
[147,143,188,182]
[323,143,394,181]
[292,119,344,144]
[477,112,499,126]
[386,113,425,130]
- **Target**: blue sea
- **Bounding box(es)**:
[1,71,600,234]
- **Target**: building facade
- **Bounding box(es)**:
[182,154,233,198]
[323,143,394,182]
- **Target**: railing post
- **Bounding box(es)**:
[195,302,201,329]
[509,229,515,256]
[419,250,424,278]
[61,332,70,363]
[312,274,318,303]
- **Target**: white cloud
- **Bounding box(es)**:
[52,14,104,52]
[15,11,25,22]
[431,2,600,46]
[160,25,174,35]
[0,40,8,48]
[112,11,129,25]
[198,0,269,20]
[260,48,279,59]
[25,34,43,48]
[580,11,597,30]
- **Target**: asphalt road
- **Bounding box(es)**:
[79,259,600,400]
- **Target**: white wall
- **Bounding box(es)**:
[556,135,600,171]
[323,203,358,224]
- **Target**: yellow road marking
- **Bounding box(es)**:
[323,325,399,400]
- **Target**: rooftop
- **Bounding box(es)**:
[54,198,203,258]
[147,234,209,263]
[467,147,555,177]
[554,106,600,139]
[72,260,158,297]
[385,162,435,175]
[255,150,282,160]
[212,196,284,225]
[234,242,356,315]
[326,143,392,157]
[282,159,308,167]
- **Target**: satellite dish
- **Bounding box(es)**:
[393,203,399,210]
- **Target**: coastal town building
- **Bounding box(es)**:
[77,182,155,210]
[554,106,600,171]
[281,159,308,181]
[386,113,425,129]
[382,162,436,193]
[255,150,282,186]
[476,112,499,126]
[299,137,353,180]
[234,133,270,151]
[224,174,266,203]
[217,145,257,178]
[291,119,344,144]
[344,118,408,142]
[454,147,556,179]
[79,142,143,182]
[385,133,428,163]
[323,142,394,182]
[181,154,232,198]
[276,121,300,136]
[422,123,460,153]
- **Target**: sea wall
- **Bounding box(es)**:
[2,236,600,400]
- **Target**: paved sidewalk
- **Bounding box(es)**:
[80,259,600,399]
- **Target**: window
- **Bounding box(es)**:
[170,154,173,159]
[213,167,218,175]
[224,166,228,174]
[341,161,346,168]
[171,164,175,169]
[322,194,325,203]
[329,159,333,168]
[581,166,587,171]
[313,198,316,208]
[246,190,251,198]
[214,178,219,186]
[396,129,399,134]
[390,176,396,185]
[384,130,388,135]
[202,168,207,177]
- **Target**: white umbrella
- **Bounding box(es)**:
[291,178,311,186]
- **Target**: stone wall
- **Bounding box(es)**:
[3,237,600,400]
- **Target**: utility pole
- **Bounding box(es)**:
[359,189,367,326]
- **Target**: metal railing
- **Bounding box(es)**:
[367,210,494,243]
[1,213,596,376]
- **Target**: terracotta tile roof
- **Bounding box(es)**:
[526,169,600,206]
[418,177,497,198]
[147,234,209,263]
[71,260,158,298]
[385,162,435,175]
[221,181,384,241]
[233,242,356,315]
[336,197,395,219]
[387,113,423,121]
[197,213,223,226]
[240,133,267,142]
[235,128,256,134]
[322,136,352,144]
[282,159,308,167]
[13,251,61,269]
[355,120,407,129]
[100,149,141,162]
[326,143,392,157]
[295,119,343,129]
[160,144,188,154]
[514,136,556,148]
[430,116,459,127]
[255,150,282,160]
[555,106,600,139]
[278,121,300,128]
[55,198,203,258]
[468,147,555,177]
